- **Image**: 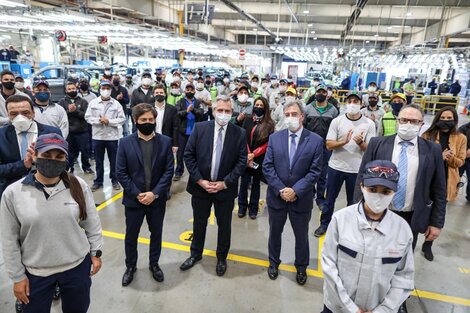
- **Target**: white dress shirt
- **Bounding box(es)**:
[288,127,303,156]
[16,121,38,159]
[391,135,419,212]
[210,122,227,181]
[155,103,165,135]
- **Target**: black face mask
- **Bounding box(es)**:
[136,122,156,136]
[79,84,89,91]
[154,94,165,103]
[436,120,455,131]
[2,81,15,90]
[126,79,133,85]
[253,107,265,117]
[113,80,120,86]
[185,92,195,99]
[369,100,378,107]
[67,91,78,98]
[391,102,403,115]
[36,158,67,178]
[315,94,327,103]
[156,76,162,81]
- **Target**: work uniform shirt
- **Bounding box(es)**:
[33,102,69,139]
[322,203,414,313]
[85,97,125,141]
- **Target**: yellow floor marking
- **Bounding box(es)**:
[459,267,470,274]
[96,192,123,211]
[317,235,325,277]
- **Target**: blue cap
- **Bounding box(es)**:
[100,80,112,87]
[33,80,49,88]
[270,74,278,80]
[362,160,399,191]
[35,133,68,155]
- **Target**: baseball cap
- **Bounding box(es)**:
[33,80,49,88]
[125,74,133,79]
[100,80,112,87]
[392,88,401,94]
[362,160,399,191]
[391,93,406,102]
[154,69,163,75]
[346,91,362,101]
[185,83,195,90]
[279,78,288,84]
[286,86,297,95]
[316,84,327,92]
[141,71,152,78]
[368,92,379,99]
[35,133,68,155]
[238,82,250,93]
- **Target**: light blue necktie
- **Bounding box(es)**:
[212,127,224,181]
[393,141,412,210]
[289,133,297,168]
[20,132,28,160]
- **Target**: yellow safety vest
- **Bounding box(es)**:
[382,111,397,136]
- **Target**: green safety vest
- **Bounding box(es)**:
[167,94,182,106]
[382,111,398,136]
[210,86,218,102]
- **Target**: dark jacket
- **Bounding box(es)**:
[131,86,154,108]
[175,97,204,135]
[262,128,323,212]
[184,120,247,200]
[116,132,174,207]
[304,101,339,140]
[428,80,438,94]
[354,135,447,233]
[0,122,61,197]
[437,83,449,95]
[449,82,461,97]
[111,85,130,111]
[459,123,470,156]
[58,96,89,133]
[159,104,180,147]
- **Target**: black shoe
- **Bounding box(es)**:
[180,256,202,271]
[91,184,102,192]
[422,242,434,261]
[173,175,182,181]
[216,259,227,277]
[149,264,164,282]
[296,271,307,285]
[249,214,257,220]
[397,302,408,313]
[112,182,121,190]
[238,211,246,218]
[314,225,327,237]
[84,168,94,174]
[267,265,279,280]
[122,267,137,286]
[15,300,23,313]
[53,284,60,300]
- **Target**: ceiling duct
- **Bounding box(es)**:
[340,0,369,43]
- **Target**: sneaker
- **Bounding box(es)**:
[91,184,102,192]
[314,225,327,237]
[112,182,121,190]
[84,168,95,174]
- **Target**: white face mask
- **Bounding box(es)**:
[368,86,377,92]
[251,82,259,88]
[196,83,205,91]
[223,78,229,84]
[261,82,269,89]
[397,123,420,141]
[327,90,333,97]
[271,80,279,85]
[173,77,181,82]
[12,114,33,132]
[346,103,361,115]
[104,70,111,76]
[170,88,181,95]
[215,112,231,126]
[285,96,295,104]
[142,78,152,86]
[100,89,111,99]
[238,94,249,103]
[279,85,287,93]
[361,187,394,214]
[15,82,24,89]
[285,116,300,132]
[312,81,319,87]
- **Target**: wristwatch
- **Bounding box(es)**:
[90,250,102,258]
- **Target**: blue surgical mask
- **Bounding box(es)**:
[35,92,50,102]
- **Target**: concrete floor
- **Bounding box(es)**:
[1,114,470,313]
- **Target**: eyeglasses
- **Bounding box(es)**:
[365,166,399,181]
[397,118,423,126]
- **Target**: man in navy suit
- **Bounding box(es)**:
[263,100,323,285]
[180,96,247,276]
[355,104,447,313]
[0,94,61,197]
[116,103,174,287]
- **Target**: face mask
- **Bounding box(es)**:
[327,90,333,97]
[205,81,211,87]
[369,100,378,107]
[154,94,165,103]
[171,88,181,96]
[361,187,394,214]
[142,78,152,86]
[397,123,420,141]
[3,81,15,90]
[368,86,377,92]
[173,77,181,82]
[279,85,287,93]
[271,80,279,85]
[15,82,24,89]
[215,113,231,126]
[253,107,265,117]
[136,122,156,136]
[251,82,259,88]
[67,91,78,98]
[35,158,67,178]
[391,102,403,115]
[285,116,300,132]
[312,81,319,87]
[315,94,327,103]
[100,89,111,99]
[126,79,133,85]
[12,114,33,132]
[196,83,204,90]
[113,79,120,86]
[185,92,195,99]
[262,82,269,89]
[223,78,229,84]
[436,120,455,131]
[104,71,111,76]
[79,84,89,91]
[156,76,163,81]
[346,104,361,115]
[70,73,77,79]
[285,96,295,104]
[198,72,203,77]
[35,92,50,102]
[238,94,249,103]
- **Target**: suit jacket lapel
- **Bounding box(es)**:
[416,137,428,182]
[151,135,160,168]
[130,134,144,167]
[282,129,290,165]
[161,106,169,129]
[7,126,21,159]
[219,122,230,164]
[291,129,310,168]
[385,135,396,160]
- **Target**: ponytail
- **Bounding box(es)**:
[60,171,88,221]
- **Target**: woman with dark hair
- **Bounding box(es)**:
[0,133,103,313]
[236,96,275,219]
[421,106,466,261]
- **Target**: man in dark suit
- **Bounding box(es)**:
[263,100,323,285]
[116,103,174,287]
[0,94,62,197]
[355,104,447,313]
[180,96,247,276]
[152,84,179,153]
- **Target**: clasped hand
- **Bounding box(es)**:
[198,180,225,193]
[280,187,296,202]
